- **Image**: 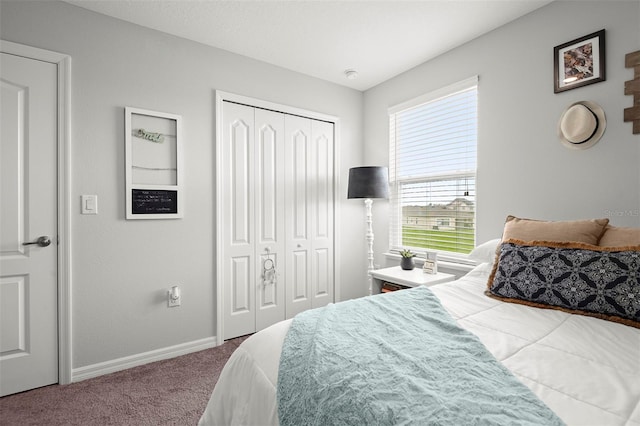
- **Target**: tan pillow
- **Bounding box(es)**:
[599,225,640,247]
[501,215,609,245]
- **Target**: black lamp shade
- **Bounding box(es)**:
[347,166,389,199]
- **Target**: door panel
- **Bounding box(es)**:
[314,134,331,239]
[1,52,58,396]
[310,120,334,308]
[313,248,330,297]
[0,79,25,254]
[292,251,309,300]
[255,109,285,331]
[231,119,251,245]
[257,122,278,244]
[285,116,312,317]
[0,276,26,354]
[222,102,255,339]
[230,256,251,313]
[292,130,308,240]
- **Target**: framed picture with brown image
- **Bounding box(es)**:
[554,29,606,93]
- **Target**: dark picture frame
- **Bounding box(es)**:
[554,29,606,93]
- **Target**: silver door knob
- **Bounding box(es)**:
[23,236,51,247]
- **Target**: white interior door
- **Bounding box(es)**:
[285,115,313,318]
[222,103,288,338]
[284,117,335,317]
[221,102,256,339]
[1,52,59,396]
[255,109,286,331]
[310,120,334,308]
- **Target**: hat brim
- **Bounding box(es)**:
[557,101,606,150]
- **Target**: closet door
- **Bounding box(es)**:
[285,116,335,317]
[221,102,256,339]
[285,115,313,317]
[219,95,335,339]
[310,120,334,308]
[254,109,286,331]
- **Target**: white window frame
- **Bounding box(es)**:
[388,76,478,262]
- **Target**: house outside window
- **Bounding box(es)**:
[388,76,478,257]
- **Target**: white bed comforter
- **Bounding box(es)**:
[199,263,640,426]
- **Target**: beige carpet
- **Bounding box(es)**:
[0,336,248,425]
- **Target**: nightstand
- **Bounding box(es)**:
[369,266,455,293]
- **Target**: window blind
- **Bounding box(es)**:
[389,77,478,256]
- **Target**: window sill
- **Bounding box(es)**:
[383,252,476,275]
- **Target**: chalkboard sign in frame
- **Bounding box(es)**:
[125,107,184,219]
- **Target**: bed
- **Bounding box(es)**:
[199,219,640,426]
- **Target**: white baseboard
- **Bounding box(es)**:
[72,336,218,382]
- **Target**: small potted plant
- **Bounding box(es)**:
[399,249,416,270]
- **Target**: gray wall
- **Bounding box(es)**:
[1,1,366,369]
[3,0,639,373]
[364,0,640,267]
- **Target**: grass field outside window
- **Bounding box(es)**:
[402,226,474,254]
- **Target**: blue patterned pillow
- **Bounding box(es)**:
[486,240,640,328]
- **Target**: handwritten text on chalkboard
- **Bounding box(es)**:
[132,189,178,215]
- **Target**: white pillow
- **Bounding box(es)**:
[468,238,501,264]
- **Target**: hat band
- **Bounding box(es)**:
[570,106,599,144]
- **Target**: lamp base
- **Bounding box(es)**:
[365,198,374,296]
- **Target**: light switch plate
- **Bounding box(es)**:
[81,195,98,215]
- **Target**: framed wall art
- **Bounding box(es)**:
[125,107,184,219]
[554,29,606,93]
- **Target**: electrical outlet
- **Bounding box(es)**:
[168,286,181,307]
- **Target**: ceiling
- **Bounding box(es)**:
[65,0,553,91]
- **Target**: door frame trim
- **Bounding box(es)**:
[214,90,342,343]
[1,40,72,385]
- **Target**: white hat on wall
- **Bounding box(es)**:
[557,101,606,150]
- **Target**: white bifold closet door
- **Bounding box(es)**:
[221,101,334,340]
[284,115,334,318]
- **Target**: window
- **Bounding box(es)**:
[389,77,477,257]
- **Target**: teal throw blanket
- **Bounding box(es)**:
[277,286,564,426]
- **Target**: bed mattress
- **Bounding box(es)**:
[199,263,640,425]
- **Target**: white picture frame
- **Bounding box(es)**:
[125,107,183,219]
[423,251,438,274]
